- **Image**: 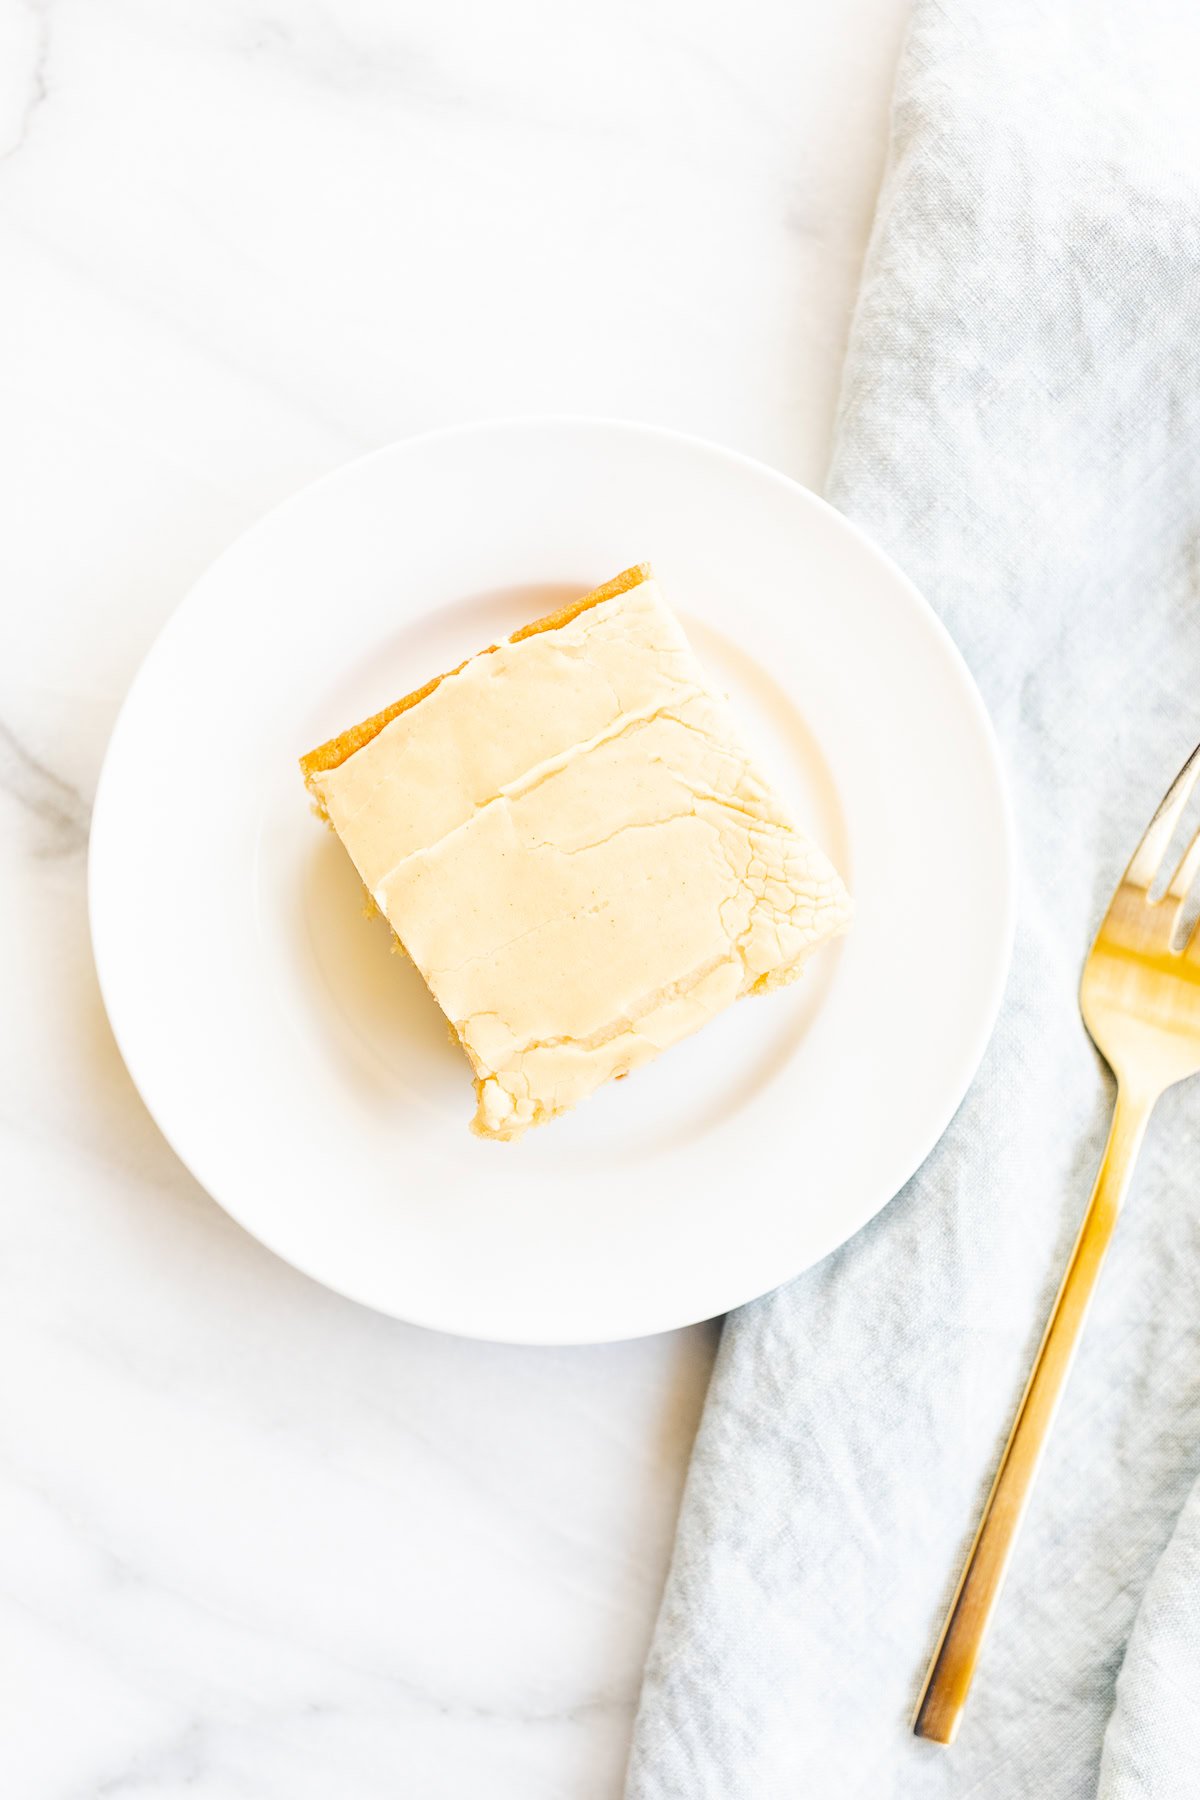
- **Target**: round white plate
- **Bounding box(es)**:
[90,419,1014,1344]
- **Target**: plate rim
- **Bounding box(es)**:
[89,415,1017,1344]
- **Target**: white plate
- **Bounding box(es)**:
[90,419,1014,1345]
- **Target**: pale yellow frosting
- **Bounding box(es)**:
[312,575,852,1140]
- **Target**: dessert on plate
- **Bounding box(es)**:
[301,564,851,1141]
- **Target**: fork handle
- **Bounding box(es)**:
[912,1082,1154,1745]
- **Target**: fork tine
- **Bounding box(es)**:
[1124,741,1200,890]
[1166,824,1200,904]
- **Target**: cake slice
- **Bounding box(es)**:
[302,565,851,1141]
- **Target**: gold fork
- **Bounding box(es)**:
[913,741,1200,1745]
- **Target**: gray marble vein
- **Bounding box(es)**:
[0,716,89,856]
[2,0,50,164]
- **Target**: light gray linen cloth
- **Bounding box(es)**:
[626,4,1200,1796]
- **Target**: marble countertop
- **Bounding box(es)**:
[3,3,907,1793]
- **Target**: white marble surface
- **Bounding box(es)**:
[1,3,908,1794]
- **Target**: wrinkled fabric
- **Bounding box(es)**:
[626,4,1200,1796]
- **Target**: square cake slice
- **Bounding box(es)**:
[301,565,851,1141]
